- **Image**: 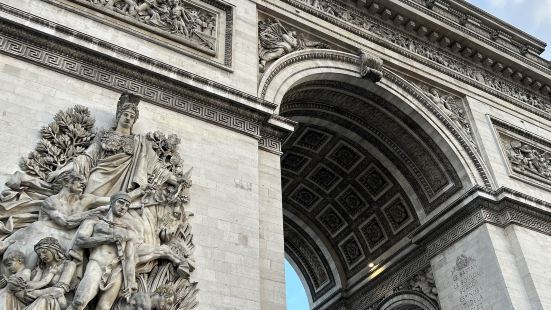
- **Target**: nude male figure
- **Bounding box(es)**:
[66,192,137,310]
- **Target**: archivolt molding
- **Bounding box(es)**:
[283,215,338,302]
[281,97,458,212]
[382,71,492,190]
[260,48,492,190]
[259,48,360,103]
[277,0,551,121]
[376,291,440,310]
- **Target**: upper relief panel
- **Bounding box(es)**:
[57,0,233,66]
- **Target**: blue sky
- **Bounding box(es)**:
[467,0,551,60]
[285,2,550,309]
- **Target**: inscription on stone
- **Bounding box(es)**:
[452,254,482,310]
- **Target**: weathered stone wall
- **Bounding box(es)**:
[431,223,551,310]
[0,54,284,309]
[0,0,259,96]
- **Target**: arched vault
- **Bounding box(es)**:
[260,49,494,307]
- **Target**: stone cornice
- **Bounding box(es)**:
[342,187,551,310]
[274,0,551,116]
[0,3,277,114]
[0,14,292,152]
[390,0,548,65]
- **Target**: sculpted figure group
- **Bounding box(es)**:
[81,0,217,50]
[505,138,551,180]
[258,19,329,72]
[0,92,197,310]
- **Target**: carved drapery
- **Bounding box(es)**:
[494,119,551,189]
[411,80,475,143]
[258,17,330,72]
[0,94,198,310]
[75,0,218,53]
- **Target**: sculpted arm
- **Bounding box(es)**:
[74,219,114,248]
[42,198,106,229]
[26,269,56,290]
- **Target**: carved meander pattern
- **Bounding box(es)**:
[283,0,551,117]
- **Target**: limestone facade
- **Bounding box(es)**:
[0,0,550,309]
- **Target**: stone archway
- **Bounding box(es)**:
[260,49,494,309]
[377,292,439,310]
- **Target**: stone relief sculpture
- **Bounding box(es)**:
[409,268,438,301]
[0,92,198,309]
[77,0,217,51]
[416,83,474,142]
[290,0,551,114]
[358,50,383,83]
[392,267,439,303]
[501,135,551,182]
[258,18,330,72]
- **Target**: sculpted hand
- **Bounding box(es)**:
[89,205,110,216]
[122,287,133,302]
[113,232,128,242]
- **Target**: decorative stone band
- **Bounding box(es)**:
[41,0,234,67]
[393,0,549,69]
[280,0,551,121]
[0,3,271,109]
[0,16,291,154]
[327,187,551,310]
[492,118,551,190]
[424,191,551,258]
[259,47,492,190]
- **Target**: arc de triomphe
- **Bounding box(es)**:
[0,0,550,309]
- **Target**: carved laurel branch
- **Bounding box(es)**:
[20,105,96,181]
